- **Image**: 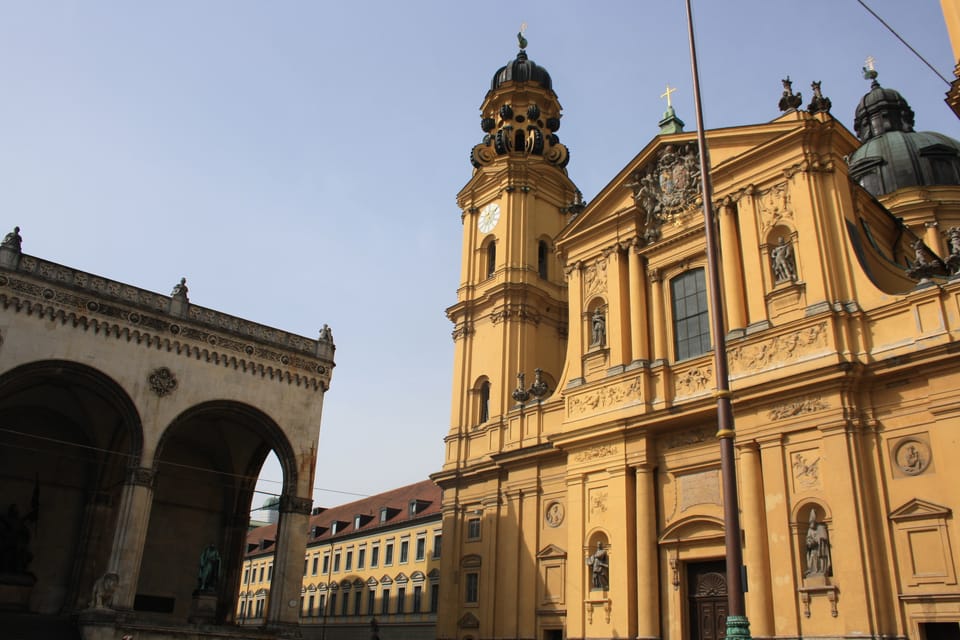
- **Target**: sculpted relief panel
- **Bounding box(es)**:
[583,258,607,300]
[757,181,793,233]
[729,322,828,373]
[567,378,642,417]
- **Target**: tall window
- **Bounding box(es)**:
[479,381,490,423]
[487,242,496,278]
[358,548,366,569]
[319,594,326,616]
[308,594,315,617]
[430,584,440,612]
[433,533,442,558]
[413,585,423,612]
[397,587,406,613]
[267,564,273,581]
[467,517,481,540]
[367,589,376,615]
[400,540,409,563]
[322,554,330,574]
[353,590,362,616]
[333,551,341,573]
[244,568,249,584]
[671,268,711,361]
[465,572,479,603]
[538,240,549,279]
[381,589,390,615]
[416,537,426,561]
[312,556,318,575]
[385,542,394,565]
[371,545,380,567]
[258,566,264,582]
[329,593,337,616]
[345,550,353,571]
[341,591,349,615]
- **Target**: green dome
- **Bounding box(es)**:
[847,75,960,197]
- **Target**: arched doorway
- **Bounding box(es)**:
[137,401,297,624]
[0,360,142,614]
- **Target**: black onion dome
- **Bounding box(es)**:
[854,80,915,142]
[491,50,553,91]
[848,77,960,197]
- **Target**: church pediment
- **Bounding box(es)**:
[536,544,567,559]
[889,498,952,522]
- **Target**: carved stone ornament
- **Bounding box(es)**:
[792,452,821,490]
[545,501,565,527]
[769,396,829,421]
[729,322,827,372]
[583,258,607,299]
[677,366,712,396]
[148,367,178,397]
[628,142,702,240]
[574,444,618,463]
[567,378,642,417]
[894,439,931,476]
[758,182,793,232]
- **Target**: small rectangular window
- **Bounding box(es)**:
[303,559,308,576]
[400,540,409,563]
[358,547,366,569]
[322,554,330,574]
[345,550,353,571]
[467,517,481,540]
[416,537,426,561]
[267,564,273,581]
[371,545,380,567]
[312,556,318,576]
[433,533,442,558]
[244,568,249,584]
[385,542,394,565]
[333,551,341,573]
[259,566,264,582]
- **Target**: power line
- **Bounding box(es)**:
[856,0,952,86]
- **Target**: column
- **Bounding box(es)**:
[718,199,747,334]
[563,262,585,384]
[649,269,667,363]
[606,247,631,370]
[737,188,769,331]
[738,442,773,637]
[266,493,313,626]
[635,464,660,640]
[628,241,649,365]
[925,221,944,257]
[107,467,156,609]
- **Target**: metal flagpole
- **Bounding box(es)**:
[682,1,752,638]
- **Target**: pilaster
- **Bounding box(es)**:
[107,466,156,610]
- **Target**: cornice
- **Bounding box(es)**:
[0,259,334,391]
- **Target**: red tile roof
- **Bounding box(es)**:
[244,479,440,558]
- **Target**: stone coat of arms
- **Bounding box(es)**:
[629,142,702,241]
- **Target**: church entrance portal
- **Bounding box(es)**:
[687,560,727,640]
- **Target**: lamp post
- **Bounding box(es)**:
[683,1,751,638]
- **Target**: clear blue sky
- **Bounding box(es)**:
[1,1,956,508]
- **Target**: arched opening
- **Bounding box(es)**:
[486,241,497,279]
[538,240,549,279]
[138,401,297,624]
[0,360,142,614]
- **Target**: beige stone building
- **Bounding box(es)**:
[238,480,442,640]
[0,236,335,639]
[433,33,960,640]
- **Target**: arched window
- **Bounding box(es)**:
[538,241,549,279]
[671,268,710,360]
[479,381,490,423]
[486,242,496,278]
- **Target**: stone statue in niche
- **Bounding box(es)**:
[946,227,960,275]
[804,508,832,578]
[590,308,606,347]
[586,541,609,590]
[196,543,221,592]
[89,572,119,609]
[770,237,797,283]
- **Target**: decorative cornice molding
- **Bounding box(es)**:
[0,286,332,391]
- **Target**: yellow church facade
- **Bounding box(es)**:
[433,34,960,640]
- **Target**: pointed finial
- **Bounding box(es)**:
[862,55,879,84]
[518,23,528,50]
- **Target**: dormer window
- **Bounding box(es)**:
[409,499,432,517]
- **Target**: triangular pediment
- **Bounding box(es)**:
[537,543,567,559]
[889,498,952,522]
[458,612,480,628]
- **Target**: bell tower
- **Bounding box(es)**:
[443,33,581,470]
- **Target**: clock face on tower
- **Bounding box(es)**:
[478,202,501,233]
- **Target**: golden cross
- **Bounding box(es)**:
[520,22,527,34]
[864,55,876,71]
[660,84,677,108]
